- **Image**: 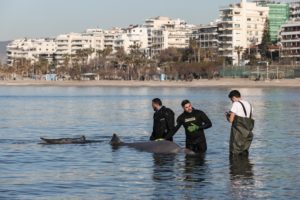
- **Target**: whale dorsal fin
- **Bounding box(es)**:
[110,133,122,145]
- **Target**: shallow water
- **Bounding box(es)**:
[0,86,299,200]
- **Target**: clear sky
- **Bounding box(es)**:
[0,0,240,41]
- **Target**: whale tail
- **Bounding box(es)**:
[110,133,122,145]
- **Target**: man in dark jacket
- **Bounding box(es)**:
[165,100,212,153]
[150,98,175,141]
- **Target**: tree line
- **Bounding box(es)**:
[0,41,223,81]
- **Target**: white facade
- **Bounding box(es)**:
[6,16,197,66]
[148,28,169,56]
[144,16,188,29]
[144,16,194,56]
[289,1,300,20]
[219,0,269,65]
[167,27,192,49]
[114,26,149,54]
[7,38,56,66]
[192,22,219,61]
[103,27,123,50]
[55,29,104,65]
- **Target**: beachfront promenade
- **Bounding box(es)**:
[1,78,299,88]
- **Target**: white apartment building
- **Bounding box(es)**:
[6,16,197,66]
[144,16,188,29]
[7,38,56,66]
[149,28,169,56]
[167,27,193,49]
[279,20,300,62]
[103,27,123,50]
[289,1,300,20]
[192,22,219,61]
[114,25,149,54]
[218,0,269,65]
[55,29,105,65]
[144,16,194,56]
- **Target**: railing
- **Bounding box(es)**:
[220,65,300,79]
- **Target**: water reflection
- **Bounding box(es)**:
[152,154,176,182]
[229,155,255,199]
[183,154,206,183]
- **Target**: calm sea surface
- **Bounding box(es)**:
[0,86,299,200]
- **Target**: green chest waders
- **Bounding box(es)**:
[230,101,255,155]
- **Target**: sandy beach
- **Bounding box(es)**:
[0,78,300,88]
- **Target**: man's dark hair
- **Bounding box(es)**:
[228,90,241,98]
[181,99,191,107]
[152,98,162,106]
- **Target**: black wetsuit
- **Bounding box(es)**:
[150,106,175,141]
[165,108,212,153]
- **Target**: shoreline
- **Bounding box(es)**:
[0,78,300,88]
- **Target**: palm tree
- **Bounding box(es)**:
[14,58,31,78]
[126,44,146,80]
[114,47,127,78]
[189,38,199,63]
[75,48,94,75]
[35,58,49,76]
[235,46,243,66]
[96,47,112,72]
[62,54,71,68]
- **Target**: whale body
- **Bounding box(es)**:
[40,136,102,144]
[110,133,194,154]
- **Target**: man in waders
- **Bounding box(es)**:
[226,90,255,156]
[165,100,212,153]
[150,98,175,141]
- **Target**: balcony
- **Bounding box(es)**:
[219,34,233,38]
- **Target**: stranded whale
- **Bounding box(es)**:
[110,133,194,154]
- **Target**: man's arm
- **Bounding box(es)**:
[149,115,156,141]
[149,132,155,141]
[227,102,237,123]
[165,109,175,135]
[198,111,212,129]
[164,116,182,140]
[228,112,235,123]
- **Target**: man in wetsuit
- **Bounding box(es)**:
[165,100,212,153]
[150,98,175,141]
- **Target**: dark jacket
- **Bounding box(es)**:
[165,108,212,153]
[150,106,175,141]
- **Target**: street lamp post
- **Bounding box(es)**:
[266,61,270,82]
[276,65,279,82]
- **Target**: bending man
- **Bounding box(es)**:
[150,98,175,141]
[165,100,212,153]
[226,90,254,156]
